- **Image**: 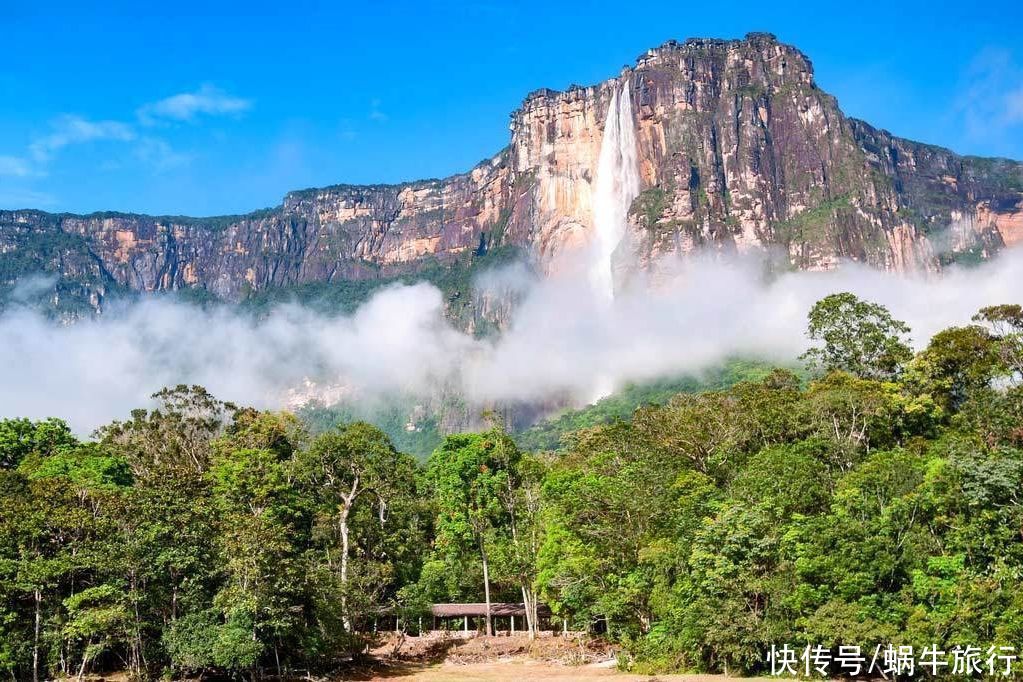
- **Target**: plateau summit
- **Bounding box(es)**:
[2,33,1022,318]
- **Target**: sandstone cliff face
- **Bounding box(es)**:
[0,152,526,313]
[851,121,1023,259]
[2,33,1021,314]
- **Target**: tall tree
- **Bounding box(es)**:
[973,304,1023,379]
[98,385,236,479]
[426,430,520,636]
[206,410,310,675]
[912,325,1006,409]
[0,418,77,470]
[802,292,913,380]
[296,422,418,632]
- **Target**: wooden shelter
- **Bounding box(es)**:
[369,602,555,635]
[429,602,553,634]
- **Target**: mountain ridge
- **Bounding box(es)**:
[2,32,1022,317]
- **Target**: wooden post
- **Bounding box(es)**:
[511,615,515,634]
[464,616,469,633]
[418,616,422,635]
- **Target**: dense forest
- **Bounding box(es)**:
[2,293,1023,680]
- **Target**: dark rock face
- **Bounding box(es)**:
[851,120,1023,258]
[0,153,526,314]
[2,33,1021,315]
[610,36,1021,273]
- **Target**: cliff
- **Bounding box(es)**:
[2,33,1021,316]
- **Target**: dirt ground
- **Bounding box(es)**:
[367,632,618,666]
[353,633,750,681]
[356,660,746,681]
[79,634,751,681]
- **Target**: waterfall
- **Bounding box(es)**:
[586,81,640,402]
[590,81,640,300]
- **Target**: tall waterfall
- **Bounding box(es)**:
[590,81,640,300]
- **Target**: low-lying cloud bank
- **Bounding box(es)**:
[2,249,1022,433]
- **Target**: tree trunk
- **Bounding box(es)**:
[521,586,539,640]
[531,591,539,637]
[130,571,145,677]
[480,543,493,636]
[339,495,354,631]
[520,586,531,638]
[76,639,91,682]
[32,589,41,682]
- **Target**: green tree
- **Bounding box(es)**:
[1,457,118,681]
[538,420,691,636]
[911,325,1006,409]
[208,438,306,675]
[0,418,77,470]
[296,422,420,633]
[62,585,131,680]
[426,429,521,636]
[800,372,939,467]
[489,450,546,638]
[973,304,1023,378]
[802,292,913,380]
[98,385,236,479]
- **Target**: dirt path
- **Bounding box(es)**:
[360,661,749,681]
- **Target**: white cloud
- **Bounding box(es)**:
[133,137,193,171]
[369,98,388,122]
[956,48,1023,146]
[0,187,57,208]
[336,118,359,141]
[3,249,1023,434]
[1007,86,1023,124]
[0,155,32,177]
[9,274,58,303]
[0,93,219,205]
[137,84,252,125]
[28,115,135,162]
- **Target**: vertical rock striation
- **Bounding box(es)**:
[2,33,1022,315]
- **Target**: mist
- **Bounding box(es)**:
[2,249,1022,434]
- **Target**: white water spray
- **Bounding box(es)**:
[590,81,641,300]
[587,81,641,400]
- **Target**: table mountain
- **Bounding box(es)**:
[2,33,1021,317]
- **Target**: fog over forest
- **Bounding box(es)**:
[3,250,1022,432]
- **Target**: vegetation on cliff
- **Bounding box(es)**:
[1,297,1023,679]
[3,34,1022,320]
[238,244,524,333]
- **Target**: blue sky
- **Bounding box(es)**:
[1,0,1021,216]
